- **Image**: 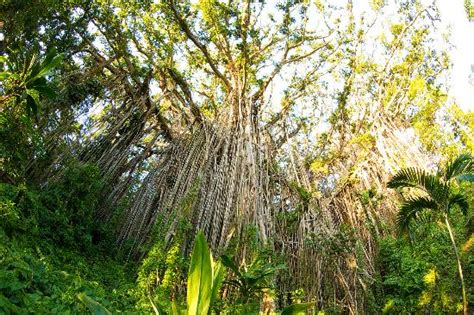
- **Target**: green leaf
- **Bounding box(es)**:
[220,255,242,277]
[28,53,64,82]
[187,231,213,315]
[388,167,441,195]
[281,302,315,315]
[0,71,10,80]
[77,293,112,315]
[33,84,57,98]
[396,196,438,234]
[28,77,47,88]
[26,89,41,115]
[210,261,225,313]
[445,153,473,181]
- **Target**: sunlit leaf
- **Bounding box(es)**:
[281,302,315,315]
[0,71,10,80]
[77,293,112,315]
[187,231,213,315]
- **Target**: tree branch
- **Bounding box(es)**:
[167,0,231,89]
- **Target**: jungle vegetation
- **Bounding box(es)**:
[0,0,473,314]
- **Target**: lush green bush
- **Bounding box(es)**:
[134,241,188,313]
[377,212,472,314]
[0,228,137,314]
[0,162,139,314]
[0,163,109,250]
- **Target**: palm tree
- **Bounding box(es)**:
[387,153,473,315]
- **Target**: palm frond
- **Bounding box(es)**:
[388,167,442,198]
[448,193,469,215]
[444,153,474,182]
[396,196,438,234]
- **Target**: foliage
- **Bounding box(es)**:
[0,50,63,115]
[0,227,137,314]
[0,159,140,314]
[186,232,224,315]
[378,213,473,314]
[387,153,474,314]
[141,231,224,315]
[221,254,285,305]
[0,49,63,182]
[0,163,107,250]
[281,302,315,315]
[77,293,112,315]
[135,241,187,313]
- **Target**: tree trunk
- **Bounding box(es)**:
[444,214,468,315]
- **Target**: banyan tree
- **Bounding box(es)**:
[45,0,451,312]
[76,0,342,252]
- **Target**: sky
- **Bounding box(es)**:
[437,0,474,112]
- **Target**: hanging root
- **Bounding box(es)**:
[117,123,275,256]
[275,119,432,313]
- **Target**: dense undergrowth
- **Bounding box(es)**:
[0,164,138,313]
[1,161,472,314]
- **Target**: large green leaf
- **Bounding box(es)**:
[0,71,10,80]
[187,231,213,315]
[77,293,112,315]
[28,52,64,83]
[281,302,315,315]
[388,167,442,195]
[33,84,57,98]
[210,261,225,313]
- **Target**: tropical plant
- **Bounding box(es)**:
[0,49,63,115]
[151,231,224,315]
[77,293,112,315]
[186,232,224,315]
[387,153,474,315]
[150,232,311,315]
[280,302,315,315]
[220,254,286,304]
